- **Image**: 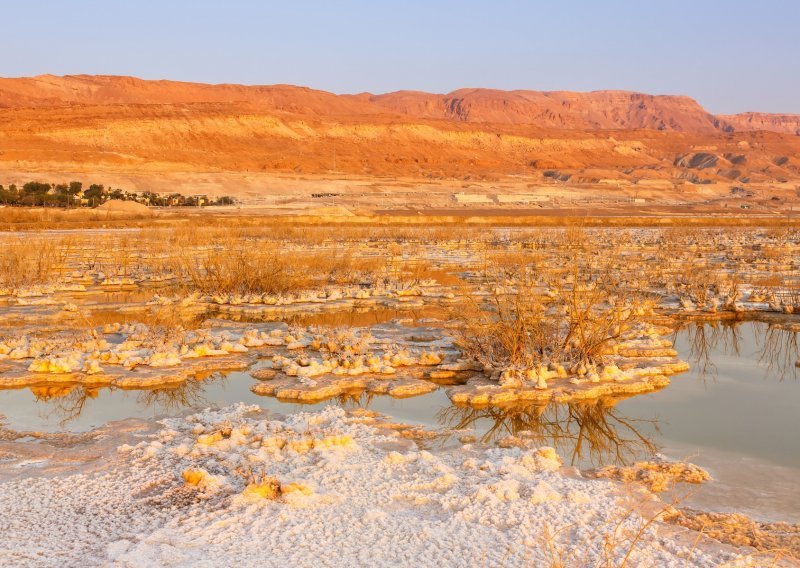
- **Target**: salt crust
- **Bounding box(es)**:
[0,405,751,567]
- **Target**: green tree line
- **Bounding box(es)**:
[0,182,236,208]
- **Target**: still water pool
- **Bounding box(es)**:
[1,320,797,521]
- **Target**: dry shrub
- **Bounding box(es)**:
[457,279,551,369]
[0,236,72,288]
[165,226,297,294]
[674,264,715,306]
[457,263,648,369]
[175,245,295,295]
[0,206,152,230]
[168,228,383,295]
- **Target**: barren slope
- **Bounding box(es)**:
[0,75,798,199]
[720,112,800,136]
[365,89,728,132]
[0,74,382,117]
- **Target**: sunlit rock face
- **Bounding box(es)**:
[1,76,798,198]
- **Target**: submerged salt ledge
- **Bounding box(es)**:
[248,321,690,405]
[0,405,750,567]
[147,280,456,313]
[0,323,273,387]
[7,266,799,321]
[666,284,800,316]
[0,302,691,408]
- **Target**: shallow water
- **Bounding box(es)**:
[0,320,797,521]
[617,320,800,521]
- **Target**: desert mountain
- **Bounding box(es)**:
[0,75,382,116]
[1,75,798,134]
[0,75,798,197]
[364,89,730,133]
[719,112,800,136]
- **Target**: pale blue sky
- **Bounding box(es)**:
[3,0,798,114]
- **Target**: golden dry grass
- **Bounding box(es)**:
[0,206,156,230]
[455,257,650,370]
[0,235,73,288]
[2,204,800,232]
[167,228,386,295]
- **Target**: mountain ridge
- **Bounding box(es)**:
[1,74,798,196]
[0,74,798,135]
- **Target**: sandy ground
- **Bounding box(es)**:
[3,167,799,216]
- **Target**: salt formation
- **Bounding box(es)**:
[667,284,800,317]
[448,323,690,406]
[251,328,446,401]
[147,280,454,319]
[0,405,751,567]
[0,323,279,387]
[591,461,711,493]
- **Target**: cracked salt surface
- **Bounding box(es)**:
[0,405,751,567]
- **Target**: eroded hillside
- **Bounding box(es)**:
[0,75,798,199]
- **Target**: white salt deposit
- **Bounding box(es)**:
[0,405,752,567]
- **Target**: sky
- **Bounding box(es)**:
[3,0,799,114]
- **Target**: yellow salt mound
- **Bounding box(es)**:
[182,468,208,486]
[243,477,282,499]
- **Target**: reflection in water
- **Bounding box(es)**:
[4,319,798,521]
[272,390,380,410]
[677,320,799,383]
[756,324,800,381]
[12,320,798,475]
[32,380,661,469]
[677,320,741,381]
[30,384,101,426]
[30,373,228,427]
[83,308,205,330]
[134,375,217,413]
[328,391,378,409]
[437,397,659,468]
